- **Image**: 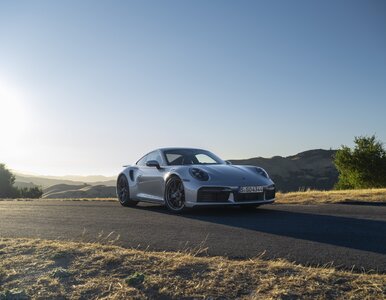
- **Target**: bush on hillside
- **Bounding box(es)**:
[18,186,43,198]
[334,135,386,189]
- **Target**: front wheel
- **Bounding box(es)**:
[117,175,138,207]
[164,176,188,213]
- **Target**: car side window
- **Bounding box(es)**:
[165,153,181,165]
[136,154,148,166]
[154,153,162,165]
[146,151,162,164]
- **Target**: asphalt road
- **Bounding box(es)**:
[1,200,386,272]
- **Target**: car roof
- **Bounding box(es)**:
[157,147,207,152]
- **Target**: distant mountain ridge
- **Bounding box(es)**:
[43,184,116,199]
[34,174,116,183]
[230,149,338,192]
[14,174,116,189]
[17,149,338,198]
[14,173,117,198]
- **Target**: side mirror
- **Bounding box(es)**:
[146,160,161,169]
[225,160,232,165]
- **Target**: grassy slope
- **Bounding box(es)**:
[0,238,385,299]
[276,188,386,204]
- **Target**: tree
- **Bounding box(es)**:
[334,135,386,189]
[18,186,43,198]
[0,164,43,198]
[0,163,18,197]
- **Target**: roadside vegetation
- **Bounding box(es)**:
[276,188,386,205]
[0,164,43,199]
[334,135,386,189]
[0,238,385,299]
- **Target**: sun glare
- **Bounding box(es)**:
[0,87,27,143]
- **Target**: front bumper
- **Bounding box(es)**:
[189,198,275,207]
[184,183,276,207]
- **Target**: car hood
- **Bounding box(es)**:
[194,164,273,186]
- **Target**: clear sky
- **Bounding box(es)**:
[0,0,385,176]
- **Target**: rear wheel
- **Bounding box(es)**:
[165,176,187,213]
[117,175,138,207]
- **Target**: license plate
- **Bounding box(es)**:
[239,186,264,193]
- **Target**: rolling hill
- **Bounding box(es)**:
[13,173,117,199]
[43,184,116,199]
[14,174,115,189]
[230,149,338,192]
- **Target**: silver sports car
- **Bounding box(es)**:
[117,148,275,212]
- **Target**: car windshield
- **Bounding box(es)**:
[163,149,225,166]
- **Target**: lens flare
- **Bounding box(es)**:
[0,86,27,143]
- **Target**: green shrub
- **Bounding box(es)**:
[125,272,145,286]
[17,186,43,199]
[334,135,386,189]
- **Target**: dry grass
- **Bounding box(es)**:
[0,238,385,299]
[276,188,386,205]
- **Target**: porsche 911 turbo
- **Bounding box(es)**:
[117,148,275,213]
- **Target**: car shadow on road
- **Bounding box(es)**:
[337,201,386,206]
[134,204,386,255]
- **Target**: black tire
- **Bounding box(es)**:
[164,176,188,213]
[117,175,138,207]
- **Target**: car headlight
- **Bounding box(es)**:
[256,167,269,178]
[189,168,209,181]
